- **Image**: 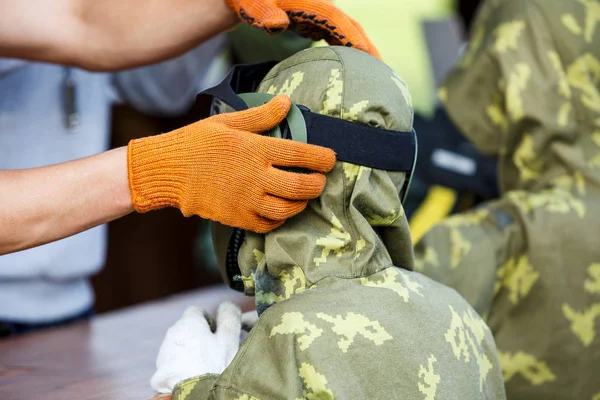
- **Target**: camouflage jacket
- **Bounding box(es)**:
[415,0,600,398]
[172,47,506,400]
[173,266,505,400]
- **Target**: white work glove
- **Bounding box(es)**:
[241,310,259,328]
[150,302,242,394]
[240,310,259,343]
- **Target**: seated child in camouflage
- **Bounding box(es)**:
[151,46,506,400]
[413,1,600,398]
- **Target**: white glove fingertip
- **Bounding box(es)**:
[182,305,207,319]
[241,310,259,329]
[150,371,171,394]
[216,302,242,334]
[215,303,243,364]
[170,306,212,338]
[218,302,242,320]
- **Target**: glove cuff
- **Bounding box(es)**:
[172,374,220,400]
[127,133,186,214]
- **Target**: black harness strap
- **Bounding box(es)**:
[302,111,416,172]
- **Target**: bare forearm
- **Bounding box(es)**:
[0,0,238,71]
[0,147,133,255]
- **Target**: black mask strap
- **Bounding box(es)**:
[301,111,416,172]
[200,62,276,111]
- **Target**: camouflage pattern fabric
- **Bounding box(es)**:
[172,46,506,399]
[414,0,600,398]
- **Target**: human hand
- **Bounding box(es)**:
[128,95,336,233]
[150,303,243,394]
[224,0,381,59]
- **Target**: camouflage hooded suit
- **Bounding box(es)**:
[414,0,600,398]
[171,47,506,400]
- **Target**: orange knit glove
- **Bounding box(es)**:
[127,95,336,233]
[225,0,381,59]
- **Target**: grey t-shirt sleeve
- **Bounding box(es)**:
[0,59,28,77]
[110,34,229,117]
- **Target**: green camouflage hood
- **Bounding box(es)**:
[439,0,600,195]
[237,46,415,314]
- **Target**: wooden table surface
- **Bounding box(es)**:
[0,286,254,400]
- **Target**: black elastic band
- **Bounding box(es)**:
[302,111,416,172]
[199,62,276,111]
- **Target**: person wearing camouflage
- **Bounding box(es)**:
[413,0,600,398]
[154,46,506,399]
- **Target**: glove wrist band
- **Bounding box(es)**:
[127,133,187,213]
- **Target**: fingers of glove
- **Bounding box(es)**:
[181,306,212,328]
[278,0,372,53]
[258,194,308,221]
[215,302,242,346]
[241,310,260,330]
[216,302,243,365]
[151,362,191,394]
[167,306,212,339]
[251,217,285,234]
[264,167,326,200]
[181,305,208,319]
[150,371,172,394]
[213,95,291,132]
[287,20,329,42]
[263,138,336,173]
[226,0,289,33]
[155,307,209,370]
